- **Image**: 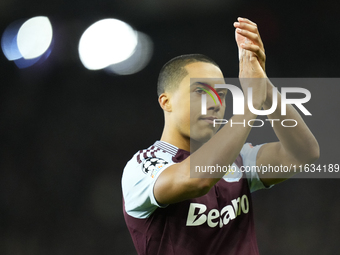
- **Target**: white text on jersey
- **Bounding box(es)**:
[186,195,249,228]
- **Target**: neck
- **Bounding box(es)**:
[160,123,203,153]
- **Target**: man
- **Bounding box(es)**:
[121,17,319,255]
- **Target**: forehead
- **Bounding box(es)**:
[182,62,225,88]
[185,62,223,77]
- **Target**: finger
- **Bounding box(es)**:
[236,28,263,48]
[241,43,265,59]
[234,22,259,36]
[235,18,262,44]
[241,44,266,71]
[239,43,251,65]
[237,17,257,27]
[243,45,252,62]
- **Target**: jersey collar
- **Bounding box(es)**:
[154,141,190,163]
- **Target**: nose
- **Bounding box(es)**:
[206,94,221,113]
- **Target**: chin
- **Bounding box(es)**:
[190,130,215,144]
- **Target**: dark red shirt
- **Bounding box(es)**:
[122,141,267,255]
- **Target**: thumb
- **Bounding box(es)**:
[235,30,243,60]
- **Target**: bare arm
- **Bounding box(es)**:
[154,35,267,205]
[154,110,257,204]
[256,81,320,186]
[235,17,320,185]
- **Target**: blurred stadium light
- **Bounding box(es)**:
[78,18,153,75]
[105,31,153,75]
[1,16,53,68]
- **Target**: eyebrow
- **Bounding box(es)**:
[190,82,209,87]
[195,82,223,105]
[191,81,226,89]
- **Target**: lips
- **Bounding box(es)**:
[199,116,218,124]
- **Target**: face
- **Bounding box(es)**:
[169,62,227,144]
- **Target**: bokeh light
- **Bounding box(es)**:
[1,16,53,68]
[105,31,153,75]
[17,16,53,59]
[1,19,23,61]
[78,19,138,70]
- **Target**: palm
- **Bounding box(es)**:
[235,30,249,48]
[235,30,265,72]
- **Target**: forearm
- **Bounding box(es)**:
[155,108,260,204]
[263,80,319,164]
[188,109,258,186]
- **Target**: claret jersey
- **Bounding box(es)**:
[122,141,270,255]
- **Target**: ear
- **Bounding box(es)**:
[158,93,172,112]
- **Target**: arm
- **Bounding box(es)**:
[154,36,267,205]
[256,82,320,186]
[234,17,320,186]
[154,110,258,204]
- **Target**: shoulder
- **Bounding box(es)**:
[240,143,264,167]
[121,142,176,218]
[122,144,174,181]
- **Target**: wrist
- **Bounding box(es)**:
[263,80,276,109]
[251,101,264,111]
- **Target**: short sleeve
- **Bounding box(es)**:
[240,143,274,193]
[122,155,174,219]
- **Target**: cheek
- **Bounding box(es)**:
[173,99,192,132]
[189,95,202,116]
[219,105,226,118]
[178,103,191,125]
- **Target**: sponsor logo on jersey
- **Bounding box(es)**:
[142,157,168,178]
[186,194,249,228]
[222,163,242,182]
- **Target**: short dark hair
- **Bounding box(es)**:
[157,54,219,96]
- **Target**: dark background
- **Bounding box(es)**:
[0,0,339,254]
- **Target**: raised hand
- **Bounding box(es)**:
[235,18,267,110]
[234,17,266,72]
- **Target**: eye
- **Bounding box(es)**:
[195,87,206,94]
[218,91,226,97]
